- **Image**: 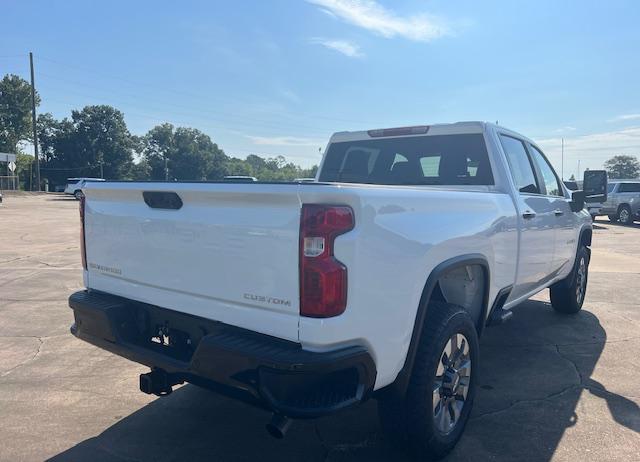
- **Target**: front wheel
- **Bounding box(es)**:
[378,302,479,460]
[550,246,589,314]
[618,205,633,225]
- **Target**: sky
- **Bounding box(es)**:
[2,0,640,178]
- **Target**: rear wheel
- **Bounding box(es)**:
[550,246,589,314]
[378,302,479,460]
[74,190,84,200]
[618,205,633,225]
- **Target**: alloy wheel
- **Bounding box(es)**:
[432,333,471,434]
[619,208,630,224]
[575,257,587,305]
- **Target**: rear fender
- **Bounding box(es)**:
[385,254,490,397]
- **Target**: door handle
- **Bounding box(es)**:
[522,211,536,219]
[554,210,564,216]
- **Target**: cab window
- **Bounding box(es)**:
[499,135,539,194]
[527,144,563,196]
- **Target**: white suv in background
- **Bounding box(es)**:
[64,178,105,199]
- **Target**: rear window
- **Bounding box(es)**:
[66,179,79,185]
[318,134,493,185]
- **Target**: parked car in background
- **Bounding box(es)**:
[601,180,640,225]
[564,180,602,220]
[222,175,258,182]
[64,178,105,199]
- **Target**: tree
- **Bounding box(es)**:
[69,105,134,179]
[569,174,575,181]
[35,106,135,187]
[604,155,640,179]
[142,123,175,180]
[142,124,228,180]
[0,74,40,152]
[15,151,34,190]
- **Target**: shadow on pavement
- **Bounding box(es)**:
[49,300,634,461]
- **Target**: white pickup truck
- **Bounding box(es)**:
[68,122,607,459]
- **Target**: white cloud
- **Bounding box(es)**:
[309,38,364,57]
[553,126,577,134]
[609,113,640,122]
[536,126,640,176]
[307,0,450,42]
[246,135,326,147]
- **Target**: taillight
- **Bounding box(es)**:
[79,195,87,270]
[299,205,354,318]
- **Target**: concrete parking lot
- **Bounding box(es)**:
[0,193,638,461]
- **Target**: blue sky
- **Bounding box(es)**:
[2,0,639,177]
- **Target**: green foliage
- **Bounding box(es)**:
[604,155,640,179]
[141,123,229,180]
[1,72,317,189]
[15,151,34,190]
[0,74,39,152]
[225,153,317,181]
[35,106,135,188]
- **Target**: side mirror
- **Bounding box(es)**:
[583,170,608,203]
[570,190,585,213]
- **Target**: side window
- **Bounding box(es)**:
[527,144,563,196]
[499,135,539,194]
[619,183,640,193]
[607,183,616,193]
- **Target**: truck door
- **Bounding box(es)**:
[526,143,576,275]
[498,134,555,301]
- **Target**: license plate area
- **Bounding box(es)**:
[115,301,219,363]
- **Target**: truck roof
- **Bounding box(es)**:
[328,121,543,152]
[329,121,494,143]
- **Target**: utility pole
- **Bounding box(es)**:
[29,52,41,191]
[164,156,169,181]
[561,138,564,180]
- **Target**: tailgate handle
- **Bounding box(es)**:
[143,191,183,210]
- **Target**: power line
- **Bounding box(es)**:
[36,81,336,136]
[35,55,371,126]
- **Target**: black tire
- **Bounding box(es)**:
[618,205,633,225]
[378,302,479,460]
[74,190,83,200]
[608,214,619,223]
[550,245,589,314]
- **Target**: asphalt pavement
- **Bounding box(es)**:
[0,194,638,461]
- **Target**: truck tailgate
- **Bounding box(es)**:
[83,183,302,341]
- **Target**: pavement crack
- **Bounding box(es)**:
[555,344,584,385]
[471,385,581,420]
[0,337,44,378]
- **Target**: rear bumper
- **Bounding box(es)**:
[68,290,376,418]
